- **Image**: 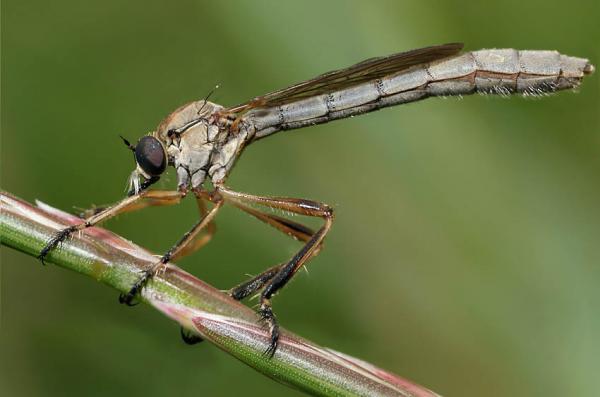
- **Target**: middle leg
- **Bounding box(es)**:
[119,191,223,305]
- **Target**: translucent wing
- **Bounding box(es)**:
[226,43,464,114]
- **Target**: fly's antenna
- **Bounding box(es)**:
[120,135,136,152]
[197,84,220,115]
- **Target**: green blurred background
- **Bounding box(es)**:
[2,1,599,396]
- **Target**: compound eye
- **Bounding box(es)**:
[135,136,167,177]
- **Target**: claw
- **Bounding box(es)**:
[258,302,280,358]
[264,339,278,359]
[180,327,203,345]
[37,253,47,266]
[230,286,249,301]
[119,269,153,306]
[38,225,78,265]
[118,292,140,306]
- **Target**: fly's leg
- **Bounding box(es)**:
[77,189,187,219]
[229,263,285,301]
[171,197,217,260]
[174,198,218,345]
[261,220,332,357]
[119,193,223,306]
[114,191,217,346]
[38,189,184,265]
[228,202,322,300]
[232,202,315,243]
[180,327,203,345]
[218,185,334,357]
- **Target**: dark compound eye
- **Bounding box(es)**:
[135,136,167,177]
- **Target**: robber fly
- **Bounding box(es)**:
[38,43,594,356]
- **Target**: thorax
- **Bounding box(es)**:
[154,100,252,190]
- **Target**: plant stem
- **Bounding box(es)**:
[1,191,441,397]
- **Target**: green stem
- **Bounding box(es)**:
[1,191,441,397]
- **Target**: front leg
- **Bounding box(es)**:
[38,187,180,265]
[218,185,334,357]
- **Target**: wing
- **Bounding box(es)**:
[225,43,464,114]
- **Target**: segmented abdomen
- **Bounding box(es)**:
[246,49,594,140]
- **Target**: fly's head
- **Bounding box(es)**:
[121,135,167,195]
